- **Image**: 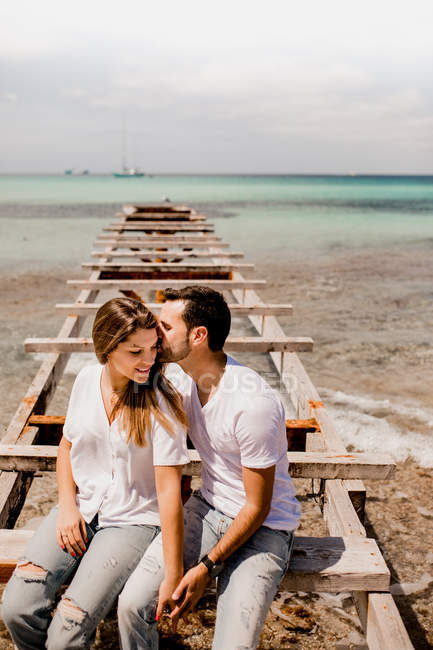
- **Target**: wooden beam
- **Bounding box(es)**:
[355,592,414,649]
[281,535,390,593]
[0,530,390,592]
[24,336,313,355]
[82,262,254,272]
[94,238,227,247]
[122,204,193,215]
[0,446,394,480]
[56,302,293,317]
[91,250,245,259]
[66,279,267,290]
[104,223,215,232]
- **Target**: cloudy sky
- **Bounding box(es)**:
[1,0,432,174]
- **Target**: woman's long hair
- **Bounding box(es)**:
[92,297,187,447]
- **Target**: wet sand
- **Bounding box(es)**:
[0,242,433,648]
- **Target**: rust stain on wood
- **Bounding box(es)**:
[309,400,324,409]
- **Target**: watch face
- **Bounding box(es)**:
[210,562,224,578]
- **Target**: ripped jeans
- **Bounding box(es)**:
[118,491,294,650]
[1,505,159,650]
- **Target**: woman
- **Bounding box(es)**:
[2,297,189,649]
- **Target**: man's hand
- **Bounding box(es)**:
[170,562,210,624]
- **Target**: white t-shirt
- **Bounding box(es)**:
[166,356,301,531]
[63,364,189,527]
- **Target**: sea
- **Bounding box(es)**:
[1,174,433,466]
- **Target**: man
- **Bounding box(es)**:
[118,286,301,650]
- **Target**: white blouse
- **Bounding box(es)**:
[62,364,189,527]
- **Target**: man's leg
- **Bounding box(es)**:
[46,523,158,650]
[118,492,225,650]
[212,527,294,650]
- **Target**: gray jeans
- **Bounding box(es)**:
[2,506,159,649]
[118,491,294,650]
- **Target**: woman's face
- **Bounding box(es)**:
[107,328,159,386]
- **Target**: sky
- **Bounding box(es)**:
[1,0,433,174]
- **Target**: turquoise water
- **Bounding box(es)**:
[1,174,432,204]
[1,174,432,270]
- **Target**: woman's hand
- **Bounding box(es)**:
[156,575,183,629]
[56,503,87,557]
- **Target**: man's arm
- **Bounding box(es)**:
[171,464,275,619]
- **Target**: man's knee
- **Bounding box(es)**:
[118,581,157,625]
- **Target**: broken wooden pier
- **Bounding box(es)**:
[1,203,413,648]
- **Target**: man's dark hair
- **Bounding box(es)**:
[162,286,231,352]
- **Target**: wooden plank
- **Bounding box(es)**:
[82,262,254,272]
[324,480,367,537]
[354,592,414,649]
[94,238,227,247]
[24,336,313,355]
[122,204,193,215]
[56,302,293,317]
[0,446,394,480]
[94,235,230,251]
[281,536,390,593]
[0,529,389,592]
[28,415,65,426]
[91,250,245,259]
[104,223,215,232]
[66,279,267,290]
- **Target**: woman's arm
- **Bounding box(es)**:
[154,465,184,623]
[56,435,87,557]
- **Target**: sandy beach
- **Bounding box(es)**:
[1,237,432,648]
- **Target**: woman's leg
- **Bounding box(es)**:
[46,523,159,650]
[1,506,91,650]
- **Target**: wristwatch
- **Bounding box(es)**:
[200,554,224,578]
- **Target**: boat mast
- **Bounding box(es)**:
[122,113,128,172]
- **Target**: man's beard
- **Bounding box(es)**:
[159,337,192,363]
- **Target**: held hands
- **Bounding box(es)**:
[56,503,87,557]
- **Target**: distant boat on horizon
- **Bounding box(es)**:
[64,169,89,175]
[113,115,146,178]
[113,167,145,178]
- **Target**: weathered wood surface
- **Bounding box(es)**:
[122,204,193,215]
[94,238,227,247]
[0,529,389,592]
[24,336,314,354]
[66,278,267,290]
[55,302,293,316]
[355,592,414,649]
[0,446,394,480]
[104,223,215,232]
[82,262,254,272]
[91,250,245,259]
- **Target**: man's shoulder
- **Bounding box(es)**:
[164,363,192,393]
[223,357,284,413]
[225,356,279,397]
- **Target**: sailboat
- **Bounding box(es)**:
[113,167,145,178]
[113,116,145,178]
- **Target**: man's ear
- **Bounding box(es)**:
[190,325,208,347]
